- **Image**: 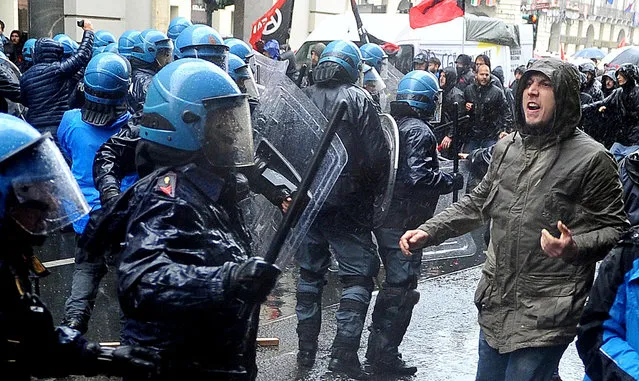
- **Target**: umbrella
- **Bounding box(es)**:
[608,47,639,66]
[573,47,606,59]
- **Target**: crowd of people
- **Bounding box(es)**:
[0,13,637,381]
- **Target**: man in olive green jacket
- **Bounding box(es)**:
[400,59,628,381]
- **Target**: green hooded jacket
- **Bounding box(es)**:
[418,59,628,353]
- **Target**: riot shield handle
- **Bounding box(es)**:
[452,102,460,203]
[263,100,348,264]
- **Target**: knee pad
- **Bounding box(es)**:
[340,275,374,293]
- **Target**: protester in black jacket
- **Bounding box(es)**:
[454,54,474,91]
[19,21,93,143]
[438,65,465,157]
[463,64,512,152]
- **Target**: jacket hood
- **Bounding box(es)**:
[33,38,63,64]
[492,66,505,86]
[515,58,581,140]
[602,70,618,85]
[442,66,457,92]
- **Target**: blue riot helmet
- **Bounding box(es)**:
[118,30,140,59]
[228,53,259,99]
[360,42,388,78]
[93,30,116,56]
[0,114,89,234]
[82,52,131,126]
[131,29,174,68]
[22,38,36,63]
[53,34,79,58]
[224,38,254,63]
[396,70,442,123]
[139,58,254,167]
[175,24,229,71]
[318,40,363,84]
[167,16,193,41]
[264,39,280,60]
[361,63,386,97]
[103,42,119,54]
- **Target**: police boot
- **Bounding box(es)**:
[60,315,89,335]
[328,349,370,380]
[365,287,420,375]
[295,270,324,368]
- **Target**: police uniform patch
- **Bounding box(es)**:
[157,172,177,197]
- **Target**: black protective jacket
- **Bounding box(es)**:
[0,61,20,113]
[83,163,258,380]
[440,66,465,138]
[304,80,389,229]
[619,155,639,226]
[127,60,157,114]
[463,82,513,142]
[20,31,93,141]
[381,115,454,229]
[586,83,639,146]
[455,67,474,92]
[0,222,112,380]
[583,80,604,102]
[93,118,140,205]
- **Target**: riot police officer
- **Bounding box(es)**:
[295,39,390,379]
[0,113,159,380]
[360,42,388,77]
[167,16,193,42]
[81,58,280,380]
[367,71,462,375]
[175,24,229,69]
[118,30,140,60]
[127,29,173,113]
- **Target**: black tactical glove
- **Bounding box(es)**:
[451,172,465,191]
[229,257,281,304]
[82,343,161,378]
[100,187,120,207]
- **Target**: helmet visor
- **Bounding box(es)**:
[3,135,89,234]
[237,67,260,99]
[363,66,387,95]
[201,95,255,168]
[156,47,174,68]
[379,57,390,80]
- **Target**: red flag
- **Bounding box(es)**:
[409,0,465,29]
[249,0,294,49]
[618,36,627,48]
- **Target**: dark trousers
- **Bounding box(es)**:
[475,329,568,381]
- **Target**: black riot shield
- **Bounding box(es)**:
[243,71,348,268]
[379,64,403,113]
[374,113,399,227]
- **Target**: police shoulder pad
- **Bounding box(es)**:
[156,172,177,197]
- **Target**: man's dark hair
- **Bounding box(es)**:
[0,20,5,32]
[428,57,441,66]
[514,65,526,76]
[475,54,491,70]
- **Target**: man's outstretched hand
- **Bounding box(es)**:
[399,230,431,256]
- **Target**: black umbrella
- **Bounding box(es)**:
[609,47,639,66]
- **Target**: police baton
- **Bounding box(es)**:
[431,115,469,135]
[296,64,308,88]
[263,100,348,264]
[452,102,460,203]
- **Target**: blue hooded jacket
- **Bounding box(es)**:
[57,109,137,233]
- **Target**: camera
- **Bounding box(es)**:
[77,20,84,28]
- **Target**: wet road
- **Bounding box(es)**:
[255,262,585,381]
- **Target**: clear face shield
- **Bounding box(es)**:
[201,95,255,168]
[1,135,89,235]
[155,39,174,68]
[379,57,390,80]
[362,66,387,96]
[236,66,260,100]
